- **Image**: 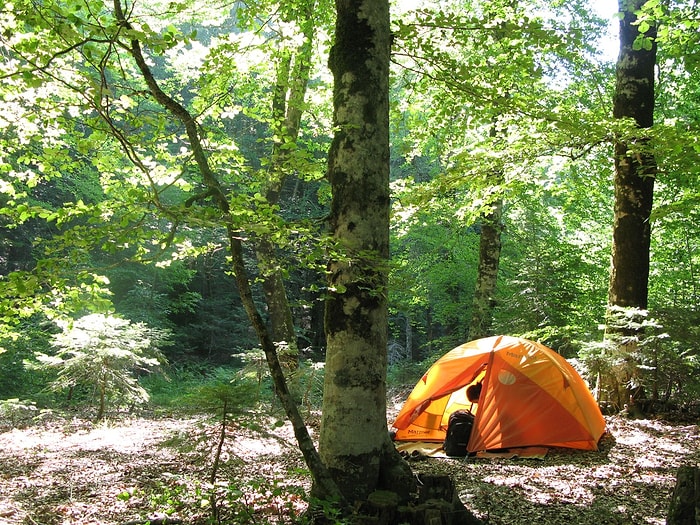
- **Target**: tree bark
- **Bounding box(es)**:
[468,198,503,339]
[606,0,657,410]
[318,0,413,503]
[255,11,316,371]
[609,0,657,308]
[667,465,700,525]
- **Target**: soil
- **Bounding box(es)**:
[0,408,698,525]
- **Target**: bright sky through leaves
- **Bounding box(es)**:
[591,0,620,60]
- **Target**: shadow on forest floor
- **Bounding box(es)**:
[0,411,698,524]
[408,416,700,524]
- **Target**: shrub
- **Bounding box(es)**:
[31,313,170,420]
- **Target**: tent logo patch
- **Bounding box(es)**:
[497,370,516,385]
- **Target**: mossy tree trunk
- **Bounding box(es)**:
[606,0,657,411]
[667,465,700,525]
[318,0,413,503]
[468,196,503,339]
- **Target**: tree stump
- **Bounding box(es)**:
[357,474,483,525]
[412,474,482,525]
[667,465,700,525]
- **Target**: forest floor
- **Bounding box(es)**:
[0,403,698,525]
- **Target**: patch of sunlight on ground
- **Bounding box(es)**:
[231,435,287,456]
[483,472,595,506]
[0,417,201,455]
[615,427,653,446]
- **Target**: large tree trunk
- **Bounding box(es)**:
[609,0,657,308]
[318,0,412,504]
[606,0,657,411]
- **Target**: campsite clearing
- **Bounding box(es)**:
[0,411,698,524]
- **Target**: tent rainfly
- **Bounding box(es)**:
[392,335,606,453]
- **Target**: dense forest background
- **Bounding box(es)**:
[1,0,699,420]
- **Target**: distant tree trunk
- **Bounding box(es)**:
[255,10,316,372]
[469,197,503,339]
[257,240,300,369]
[308,292,326,354]
[405,313,413,360]
[96,373,106,421]
[467,13,513,342]
[606,0,657,411]
[318,0,413,503]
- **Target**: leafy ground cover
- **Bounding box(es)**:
[0,408,697,524]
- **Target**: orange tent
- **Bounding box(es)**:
[392,335,606,452]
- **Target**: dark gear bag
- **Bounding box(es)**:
[443,410,475,457]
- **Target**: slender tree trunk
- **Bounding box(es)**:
[97,374,106,421]
[229,236,342,501]
[112,0,342,502]
[405,313,413,360]
[607,0,657,410]
[258,244,300,369]
[255,10,316,372]
[318,0,412,503]
[208,399,228,522]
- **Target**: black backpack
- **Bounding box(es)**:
[443,410,475,457]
